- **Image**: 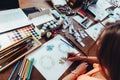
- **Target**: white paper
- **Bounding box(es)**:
[27,35,78,80]
[85,23,104,41]
[0,8,31,33]
[0,33,12,50]
[31,14,55,26]
[106,0,120,7]
[30,9,55,26]
[52,0,67,6]
[88,0,112,21]
[102,8,120,25]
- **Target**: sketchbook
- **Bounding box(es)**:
[27,34,79,80]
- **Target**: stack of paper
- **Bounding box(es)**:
[0,8,31,33]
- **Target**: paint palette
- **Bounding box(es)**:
[8,25,41,43]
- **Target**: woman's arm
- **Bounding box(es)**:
[62,62,88,80]
[80,56,98,64]
[67,52,99,63]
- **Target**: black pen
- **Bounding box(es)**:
[60,39,73,48]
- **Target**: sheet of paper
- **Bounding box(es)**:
[30,9,55,26]
[85,23,104,41]
[0,33,12,50]
[102,8,120,25]
[31,14,55,26]
[52,0,67,6]
[106,0,120,7]
[27,35,78,80]
[0,8,31,33]
[88,0,112,21]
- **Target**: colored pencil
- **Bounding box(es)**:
[26,58,34,80]
[14,61,22,80]
[18,57,27,79]
[23,59,30,80]
[8,61,20,80]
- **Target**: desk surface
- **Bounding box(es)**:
[19,0,97,56]
[0,0,98,80]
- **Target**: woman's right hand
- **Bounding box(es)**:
[67,52,84,61]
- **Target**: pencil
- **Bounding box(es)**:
[8,61,20,80]
[18,58,27,80]
[21,60,29,79]
[14,61,22,80]
[26,58,34,80]
[23,59,30,80]
[18,57,27,79]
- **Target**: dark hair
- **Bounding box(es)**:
[97,22,120,80]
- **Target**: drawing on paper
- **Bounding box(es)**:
[27,34,79,80]
[46,45,54,51]
[58,43,70,53]
[39,55,55,70]
[59,57,67,64]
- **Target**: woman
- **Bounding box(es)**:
[63,22,120,80]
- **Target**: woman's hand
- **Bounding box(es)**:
[67,52,84,61]
[74,62,88,75]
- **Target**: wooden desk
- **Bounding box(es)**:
[0,0,97,80]
[19,0,97,55]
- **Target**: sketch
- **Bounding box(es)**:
[39,55,55,70]
[46,45,54,51]
[58,43,70,53]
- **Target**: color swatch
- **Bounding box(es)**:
[8,25,41,43]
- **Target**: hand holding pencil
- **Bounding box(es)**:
[67,52,82,61]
